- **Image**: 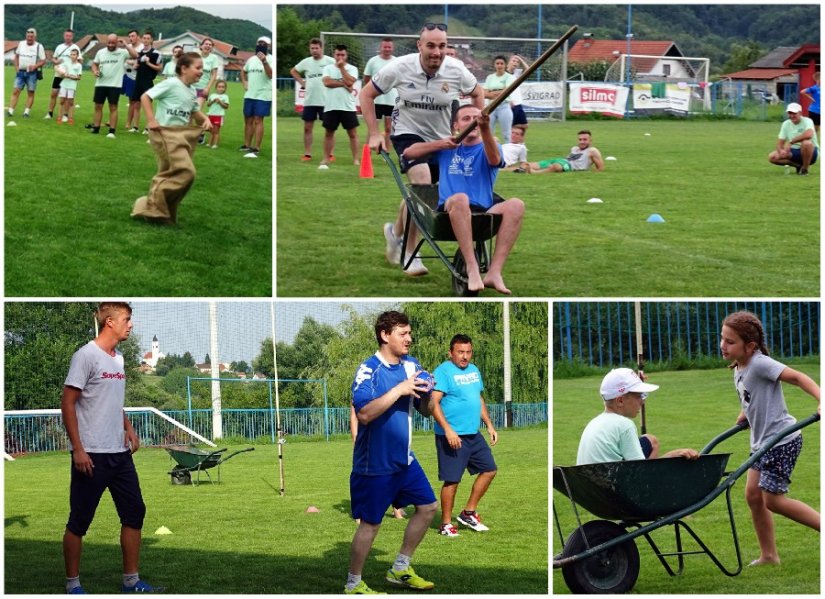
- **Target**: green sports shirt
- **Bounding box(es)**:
[93,47,130,88]
[146,77,199,126]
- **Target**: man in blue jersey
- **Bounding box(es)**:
[345,311,438,595]
[430,334,498,537]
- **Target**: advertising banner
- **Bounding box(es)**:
[568,82,628,118]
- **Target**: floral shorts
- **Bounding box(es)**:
[751,434,802,494]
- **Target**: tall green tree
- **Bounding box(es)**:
[275,7,331,77]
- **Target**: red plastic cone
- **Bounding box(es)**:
[359,144,374,179]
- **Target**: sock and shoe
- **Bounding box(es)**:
[23,109,30,117]
[243,148,260,158]
[457,510,489,532]
[439,522,460,537]
[65,577,84,594]
[383,223,429,275]
[122,573,162,593]
[45,111,53,119]
[301,154,312,161]
[344,573,385,595]
[385,553,434,590]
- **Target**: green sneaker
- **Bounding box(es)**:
[385,566,434,590]
[344,580,384,594]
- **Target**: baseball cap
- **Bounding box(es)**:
[787,102,803,114]
[26,28,36,35]
[600,368,659,401]
[257,36,272,45]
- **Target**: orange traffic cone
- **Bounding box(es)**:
[359,144,374,179]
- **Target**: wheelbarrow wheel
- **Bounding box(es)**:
[451,249,479,297]
[561,520,640,594]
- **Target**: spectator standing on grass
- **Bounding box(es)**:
[801,72,820,139]
[45,29,81,120]
[55,49,83,125]
[161,45,183,79]
[128,31,162,133]
[484,55,516,143]
[507,54,530,130]
[194,37,220,110]
[290,38,335,161]
[363,38,398,150]
[320,44,360,168]
[206,80,230,149]
[360,22,484,278]
[122,30,144,132]
[768,102,818,176]
[430,334,498,537]
[345,311,438,595]
[61,302,161,594]
[239,35,273,159]
[89,34,138,138]
[7,27,47,118]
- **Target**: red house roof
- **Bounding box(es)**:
[721,68,797,80]
[568,39,681,74]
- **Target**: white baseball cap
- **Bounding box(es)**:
[787,102,803,114]
[257,36,272,45]
[600,368,659,401]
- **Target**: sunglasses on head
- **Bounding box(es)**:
[423,23,448,32]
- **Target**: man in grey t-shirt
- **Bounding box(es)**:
[61,302,160,594]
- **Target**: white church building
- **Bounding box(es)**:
[142,335,166,370]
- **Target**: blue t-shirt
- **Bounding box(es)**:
[436,142,505,211]
[432,360,484,435]
[351,352,423,475]
[807,83,820,113]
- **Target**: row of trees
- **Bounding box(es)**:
[277,5,819,79]
[5,303,548,412]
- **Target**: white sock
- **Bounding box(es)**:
[65,576,81,593]
[123,573,139,588]
[392,553,411,571]
[345,573,361,590]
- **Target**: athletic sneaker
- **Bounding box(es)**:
[385,566,434,590]
[799,168,809,175]
[457,510,489,532]
[128,127,139,133]
[7,108,13,117]
[343,580,385,595]
[328,154,336,162]
[439,523,460,537]
[23,111,30,118]
[301,154,312,161]
[404,257,429,277]
[122,580,163,593]
[67,586,87,594]
[383,223,401,264]
[44,113,52,120]
[239,145,251,152]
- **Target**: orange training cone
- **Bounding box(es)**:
[359,144,374,179]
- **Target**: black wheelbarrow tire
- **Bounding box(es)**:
[451,249,479,297]
[561,520,640,594]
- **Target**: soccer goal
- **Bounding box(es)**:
[317,31,570,120]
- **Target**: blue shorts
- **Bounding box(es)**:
[121,75,135,97]
[752,434,803,494]
[639,436,654,458]
[435,432,497,482]
[302,105,324,122]
[391,133,440,182]
[350,459,436,524]
[244,98,272,118]
[512,104,528,126]
[66,451,146,536]
[14,70,38,92]
[790,146,818,165]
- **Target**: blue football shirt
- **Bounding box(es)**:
[436,142,505,211]
[432,360,484,435]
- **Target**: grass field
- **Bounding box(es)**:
[5,427,547,594]
[276,116,819,297]
[4,66,272,297]
[553,365,820,594]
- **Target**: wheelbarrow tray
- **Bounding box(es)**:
[406,184,502,243]
[553,453,731,522]
[166,445,224,471]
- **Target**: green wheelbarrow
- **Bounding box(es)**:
[165,445,255,485]
[553,413,819,593]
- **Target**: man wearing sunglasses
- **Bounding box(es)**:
[361,22,484,277]
[576,368,699,465]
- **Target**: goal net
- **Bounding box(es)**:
[314,31,569,119]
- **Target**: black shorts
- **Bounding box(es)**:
[512,104,528,126]
[809,111,820,126]
[130,80,154,102]
[66,451,146,536]
[51,76,63,90]
[322,109,359,131]
[93,86,121,106]
[391,133,440,182]
[302,105,324,122]
[376,103,394,118]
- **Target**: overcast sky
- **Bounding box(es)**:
[91,3,272,31]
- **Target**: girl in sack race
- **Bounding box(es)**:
[132,52,212,225]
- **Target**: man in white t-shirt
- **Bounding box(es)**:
[363,38,398,149]
[577,368,699,465]
[45,29,82,119]
[360,23,484,277]
[61,303,161,594]
[290,38,335,161]
[7,27,47,118]
[320,45,360,167]
[768,102,819,175]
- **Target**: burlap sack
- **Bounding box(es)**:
[132,125,203,224]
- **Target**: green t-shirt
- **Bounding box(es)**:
[484,71,516,92]
[243,54,273,102]
[94,47,130,88]
[779,116,819,149]
[294,55,334,107]
[59,61,83,91]
[576,412,645,465]
[364,54,398,106]
[146,77,199,126]
[206,93,230,116]
[161,59,176,78]
[322,62,358,112]
[195,51,221,90]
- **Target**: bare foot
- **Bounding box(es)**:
[482,274,512,295]
[748,557,780,566]
[468,270,484,292]
[393,508,406,519]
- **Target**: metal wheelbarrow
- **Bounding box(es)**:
[553,413,819,593]
[165,445,255,485]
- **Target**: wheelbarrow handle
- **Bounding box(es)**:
[700,422,749,455]
[218,447,256,462]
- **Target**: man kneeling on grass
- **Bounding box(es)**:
[402,105,524,295]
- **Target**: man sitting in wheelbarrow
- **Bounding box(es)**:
[401,104,525,295]
[577,368,699,465]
